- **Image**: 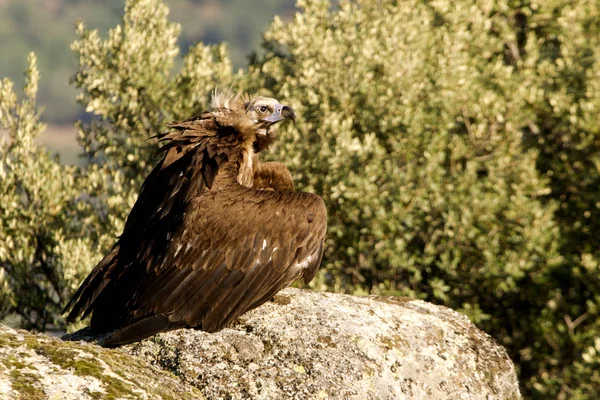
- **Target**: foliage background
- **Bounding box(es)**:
[2,0,600,398]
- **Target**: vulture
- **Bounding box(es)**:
[63,92,327,346]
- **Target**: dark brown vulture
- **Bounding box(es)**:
[63,92,327,346]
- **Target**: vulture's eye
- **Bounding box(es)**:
[257,105,269,113]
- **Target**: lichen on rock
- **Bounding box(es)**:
[125,288,521,399]
[0,324,201,399]
[1,288,521,399]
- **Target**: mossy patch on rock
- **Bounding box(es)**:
[9,368,45,399]
[0,325,202,399]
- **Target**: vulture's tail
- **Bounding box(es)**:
[102,314,186,347]
[62,244,120,326]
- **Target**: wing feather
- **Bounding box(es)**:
[160,263,227,312]
[203,259,276,331]
[184,268,246,327]
[127,188,326,335]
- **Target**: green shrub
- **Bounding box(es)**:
[512,1,600,396]
[1,0,599,397]
[0,54,110,330]
[250,1,569,396]
[72,0,236,221]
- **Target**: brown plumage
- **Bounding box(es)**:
[253,160,294,192]
[63,92,327,346]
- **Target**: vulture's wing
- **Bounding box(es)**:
[63,112,223,326]
[103,186,326,346]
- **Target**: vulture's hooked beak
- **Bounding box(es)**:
[263,105,296,125]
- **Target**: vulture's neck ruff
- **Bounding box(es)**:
[208,92,296,186]
[156,92,296,190]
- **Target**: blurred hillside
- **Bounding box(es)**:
[0,0,295,124]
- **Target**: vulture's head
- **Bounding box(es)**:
[211,91,296,152]
[245,96,296,128]
[245,96,296,152]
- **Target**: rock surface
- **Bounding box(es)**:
[0,324,201,399]
[1,288,521,399]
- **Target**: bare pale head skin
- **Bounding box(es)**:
[211,92,296,151]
